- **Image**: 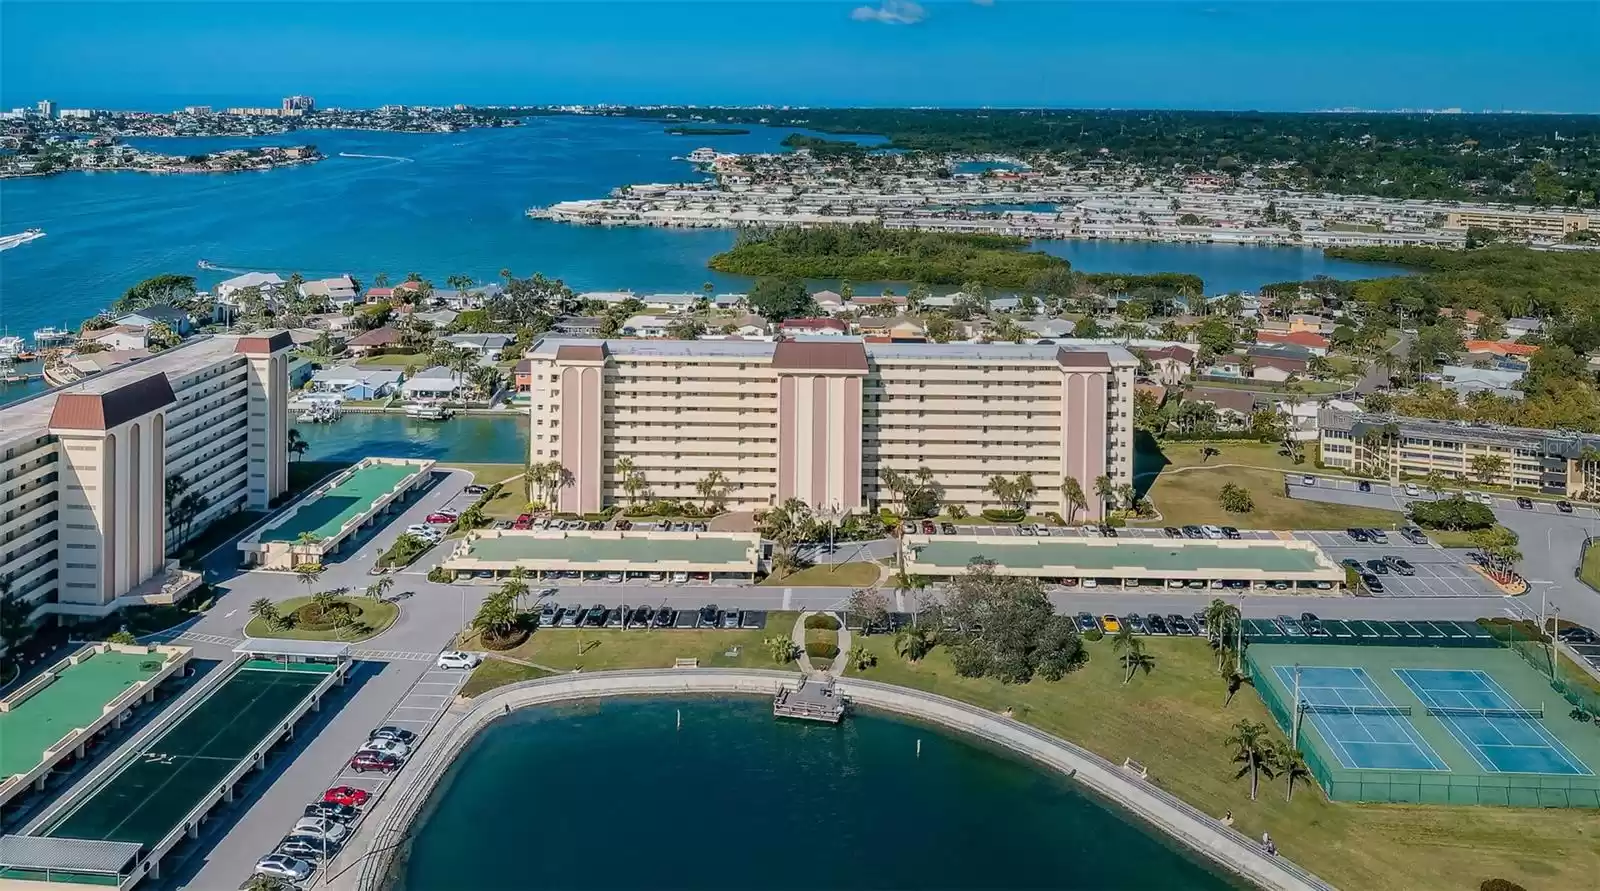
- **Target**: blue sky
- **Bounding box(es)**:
[3,1,1596,112]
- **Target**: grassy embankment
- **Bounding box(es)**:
[1135,440,1402,530]
[759,562,882,587]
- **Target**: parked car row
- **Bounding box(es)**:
[535,602,765,631]
[253,780,382,884]
[1162,524,1241,540]
[477,568,718,584]
[1077,611,1203,637]
[348,723,417,773]
[1057,577,1331,591]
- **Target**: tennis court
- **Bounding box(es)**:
[1248,641,1600,806]
[1394,668,1593,776]
[1273,665,1448,771]
[45,667,324,846]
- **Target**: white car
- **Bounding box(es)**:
[404,524,442,541]
[1033,524,1052,537]
[1082,525,1102,538]
[359,738,411,759]
[1082,578,1098,589]
[255,853,313,882]
[291,817,349,843]
[436,651,482,671]
[670,572,689,584]
[1302,475,1316,486]
[1405,484,1420,496]
[1201,524,1224,540]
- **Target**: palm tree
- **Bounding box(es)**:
[1111,624,1154,684]
[472,593,519,640]
[1203,598,1242,670]
[847,643,877,671]
[615,456,637,503]
[763,635,799,664]
[311,590,339,612]
[287,428,308,462]
[294,562,324,592]
[1061,476,1088,526]
[524,461,548,507]
[365,577,394,602]
[1279,744,1311,802]
[894,625,935,661]
[500,572,530,610]
[1093,474,1115,513]
[249,598,279,628]
[1225,720,1279,801]
[695,470,727,513]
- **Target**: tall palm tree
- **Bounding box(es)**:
[1203,598,1242,670]
[249,598,279,628]
[894,624,935,661]
[524,461,548,507]
[311,590,339,611]
[286,427,308,462]
[294,562,324,592]
[614,456,636,504]
[1279,744,1311,802]
[1093,474,1115,512]
[365,576,394,601]
[1225,720,1278,801]
[1061,475,1087,526]
[695,470,727,513]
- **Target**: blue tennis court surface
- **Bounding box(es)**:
[1274,666,1448,771]
[1393,668,1594,776]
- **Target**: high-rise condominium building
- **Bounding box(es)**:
[0,333,291,623]
[282,95,316,113]
[36,99,56,119]
[526,338,1137,519]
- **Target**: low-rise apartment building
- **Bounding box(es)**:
[1317,407,1600,496]
[1,334,291,622]
[526,338,1137,519]
[1444,209,1596,240]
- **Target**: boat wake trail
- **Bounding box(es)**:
[339,152,415,162]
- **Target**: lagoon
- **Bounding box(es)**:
[295,412,527,466]
[394,697,1239,891]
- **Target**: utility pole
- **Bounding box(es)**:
[1291,664,1303,749]
[1235,593,1246,675]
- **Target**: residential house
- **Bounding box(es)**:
[1465,340,1540,362]
[287,356,316,389]
[401,366,467,401]
[551,317,604,337]
[1287,313,1332,334]
[856,316,927,342]
[84,325,150,352]
[1505,317,1545,340]
[1439,307,1486,335]
[346,326,404,357]
[432,284,503,309]
[811,290,845,315]
[1256,329,1328,356]
[1135,345,1197,386]
[303,312,357,333]
[514,358,534,396]
[621,315,674,338]
[1245,345,1311,381]
[444,333,512,360]
[114,303,192,336]
[299,275,361,307]
[1020,319,1079,340]
[364,286,395,304]
[847,294,907,314]
[411,309,459,329]
[1437,364,1525,402]
[704,314,770,339]
[779,317,849,337]
[310,365,405,400]
[1186,387,1260,426]
[216,272,285,301]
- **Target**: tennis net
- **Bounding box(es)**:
[1425,705,1543,719]
[1300,703,1412,716]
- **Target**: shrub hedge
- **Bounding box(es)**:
[981,508,1026,522]
[804,614,841,631]
[805,641,841,660]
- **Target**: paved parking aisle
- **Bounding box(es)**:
[1570,643,1600,673]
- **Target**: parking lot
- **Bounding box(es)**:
[532,602,770,632]
[1570,642,1600,674]
[1288,473,1600,520]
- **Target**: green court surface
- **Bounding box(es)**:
[910,539,1324,572]
[260,462,422,542]
[465,535,754,566]
[45,668,324,846]
[0,652,161,781]
[1248,642,1600,807]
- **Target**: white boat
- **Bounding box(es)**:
[32,326,75,347]
[0,229,45,251]
[0,337,26,358]
[404,404,452,420]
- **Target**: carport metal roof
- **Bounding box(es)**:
[0,835,141,875]
[234,639,353,659]
[452,532,759,570]
[907,538,1332,574]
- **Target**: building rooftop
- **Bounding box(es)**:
[0,650,159,781]
[1319,406,1600,456]
[907,538,1329,573]
[0,335,257,448]
[459,532,759,569]
[528,336,1136,366]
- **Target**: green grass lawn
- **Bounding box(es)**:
[1147,440,1308,475]
[244,595,399,642]
[464,612,799,679]
[1428,527,1514,550]
[1196,377,1349,395]
[461,659,554,698]
[847,635,1600,891]
[1581,539,1600,592]
[1139,466,1402,530]
[1323,355,1367,377]
[760,562,882,587]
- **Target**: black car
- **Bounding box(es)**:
[1123,614,1147,634]
[304,802,359,823]
[1558,500,1575,513]
[604,608,625,628]
[583,605,607,627]
[463,484,489,496]
[1365,559,1390,575]
[1340,557,1362,572]
[698,605,719,628]
[1075,612,1097,632]
[1182,525,1204,539]
[369,726,417,745]
[653,607,676,628]
[1556,625,1598,644]
[1361,574,1385,593]
[1385,555,1416,576]
[1299,612,1327,636]
[1099,524,1118,538]
[1145,613,1169,635]
[615,519,633,532]
[1163,527,1182,538]
[940,522,957,535]
[1221,526,1241,540]
[1167,614,1195,636]
[1516,496,1534,509]
[628,605,654,628]
[1357,480,1372,493]
[1347,527,1370,542]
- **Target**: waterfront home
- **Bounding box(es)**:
[621,315,674,338]
[84,325,150,351]
[552,316,604,337]
[856,316,928,342]
[401,366,468,401]
[311,365,404,400]
[300,275,361,307]
[432,284,503,310]
[444,333,512,359]
[217,271,285,301]
[1019,318,1081,340]
[1255,329,1329,356]
[364,286,395,304]
[811,290,844,314]
[346,326,404,357]
[114,303,193,335]
[779,317,849,337]
[303,312,357,333]
[287,356,316,389]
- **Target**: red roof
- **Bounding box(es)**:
[347,326,403,347]
[1257,330,1328,349]
[365,287,394,299]
[1465,339,1539,358]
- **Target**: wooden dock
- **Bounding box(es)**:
[773,677,845,724]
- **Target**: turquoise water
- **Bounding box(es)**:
[1,115,1407,345]
[295,413,528,465]
[395,697,1240,891]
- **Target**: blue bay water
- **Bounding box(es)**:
[396,696,1241,891]
[1,114,1404,343]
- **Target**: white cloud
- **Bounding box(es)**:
[850,0,926,25]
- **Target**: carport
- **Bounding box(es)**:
[440,530,763,582]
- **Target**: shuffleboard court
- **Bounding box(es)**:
[45,668,324,847]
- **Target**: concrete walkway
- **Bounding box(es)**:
[341,669,1334,891]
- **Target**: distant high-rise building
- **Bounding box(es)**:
[36,99,57,119]
[58,108,95,120]
[282,95,315,113]
[183,105,214,115]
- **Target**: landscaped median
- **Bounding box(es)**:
[244,594,398,642]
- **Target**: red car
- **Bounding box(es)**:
[920,520,936,534]
[349,752,401,773]
[425,513,456,525]
[323,786,371,807]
